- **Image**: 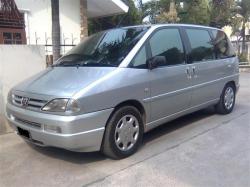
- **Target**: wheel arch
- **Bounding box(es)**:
[225,80,236,91]
[101,100,146,156]
[106,99,147,128]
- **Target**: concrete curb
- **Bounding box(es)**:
[239,63,250,72]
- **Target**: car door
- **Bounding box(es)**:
[183,27,230,107]
[147,27,192,123]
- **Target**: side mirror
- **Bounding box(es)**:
[148,56,166,70]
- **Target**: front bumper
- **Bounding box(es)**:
[6,103,113,152]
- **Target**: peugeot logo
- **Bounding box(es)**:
[21,97,29,107]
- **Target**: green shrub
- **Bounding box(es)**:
[238,53,248,62]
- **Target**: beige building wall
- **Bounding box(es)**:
[0,45,45,134]
[15,0,82,54]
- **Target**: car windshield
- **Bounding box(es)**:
[55,27,149,67]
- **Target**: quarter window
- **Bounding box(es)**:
[211,30,235,59]
[186,29,214,62]
[129,46,147,68]
[149,28,185,66]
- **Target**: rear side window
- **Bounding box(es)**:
[211,30,236,59]
[186,29,214,62]
[149,28,185,66]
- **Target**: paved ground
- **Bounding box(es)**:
[0,73,250,187]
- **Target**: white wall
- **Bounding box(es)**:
[0,45,45,134]
[15,0,81,54]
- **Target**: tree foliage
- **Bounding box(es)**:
[210,0,234,28]
[234,0,250,52]
[138,0,211,25]
[88,0,140,34]
[137,0,161,23]
[184,0,210,25]
[157,0,180,23]
[89,0,250,36]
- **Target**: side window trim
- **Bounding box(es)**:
[208,29,220,60]
[145,40,152,63]
[179,27,190,64]
[147,26,187,67]
[183,26,216,64]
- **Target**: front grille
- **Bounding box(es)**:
[15,117,42,129]
[12,94,48,111]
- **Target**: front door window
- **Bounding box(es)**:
[149,28,185,66]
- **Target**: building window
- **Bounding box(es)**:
[3,32,23,44]
[3,32,12,44]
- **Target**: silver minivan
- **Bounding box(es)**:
[6,24,239,159]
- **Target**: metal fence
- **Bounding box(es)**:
[231,41,250,64]
[28,32,79,65]
[45,44,76,66]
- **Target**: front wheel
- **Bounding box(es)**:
[101,106,144,159]
[216,83,236,114]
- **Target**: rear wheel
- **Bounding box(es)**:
[101,106,144,159]
[216,83,235,114]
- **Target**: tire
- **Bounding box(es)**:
[101,106,144,159]
[215,83,236,114]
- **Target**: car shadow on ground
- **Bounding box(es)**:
[28,144,105,164]
[143,107,216,144]
[28,107,216,164]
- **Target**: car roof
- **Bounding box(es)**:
[121,23,223,31]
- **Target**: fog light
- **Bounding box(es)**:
[44,125,61,133]
[10,114,15,120]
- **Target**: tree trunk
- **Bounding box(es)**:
[137,0,144,22]
[242,20,246,54]
[51,0,61,63]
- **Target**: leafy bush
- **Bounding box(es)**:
[238,53,248,62]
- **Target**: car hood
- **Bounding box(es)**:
[14,67,116,97]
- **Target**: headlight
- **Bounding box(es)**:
[42,98,80,113]
[42,99,69,112]
[66,99,80,113]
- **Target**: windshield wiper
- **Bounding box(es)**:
[79,62,117,67]
[61,53,84,58]
[52,54,118,67]
[61,63,81,67]
[52,61,82,67]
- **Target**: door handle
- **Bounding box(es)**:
[192,66,197,78]
[186,68,191,79]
